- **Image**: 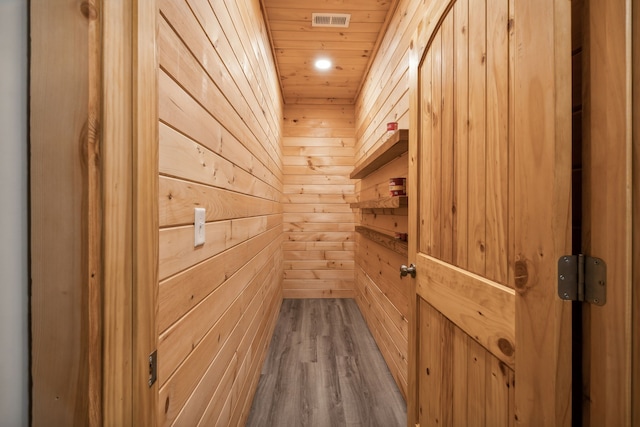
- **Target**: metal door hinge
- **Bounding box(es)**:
[557,254,606,305]
[148,350,157,387]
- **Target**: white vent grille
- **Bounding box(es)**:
[312,13,351,28]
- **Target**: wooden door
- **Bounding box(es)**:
[407,0,572,425]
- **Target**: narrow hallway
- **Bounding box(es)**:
[246,299,406,426]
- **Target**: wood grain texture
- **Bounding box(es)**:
[246,299,406,426]
[157,0,283,424]
[355,226,408,257]
[352,66,410,404]
[467,0,487,276]
[453,0,470,270]
[415,254,516,368]
[260,0,397,102]
[282,104,356,298]
[634,2,640,423]
[404,1,573,426]
[30,0,100,424]
[582,0,634,424]
[132,0,159,424]
[513,0,573,424]
[102,1,134,423]
[417,299,514,427]
[351,129,409,179]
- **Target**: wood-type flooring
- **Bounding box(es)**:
[246,298,406,426]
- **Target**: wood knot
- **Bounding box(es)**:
[514,259,529,290]
[80,1,99,20]
[498,338,514,357]
[499,361,509,377]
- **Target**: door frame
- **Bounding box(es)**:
[582,0,635,424]
[407,0,573,425]
[101,1,159,425]
[30,0,158,425]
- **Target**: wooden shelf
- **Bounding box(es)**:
[350,129,409,179]
[355,226,408,257]
[350,196,408,210]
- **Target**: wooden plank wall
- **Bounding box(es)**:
[352,0,440,399]
[354,155,410,399]
[282,104,357,299]
[157,0,284,425]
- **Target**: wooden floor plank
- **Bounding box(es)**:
[247,299,406,426]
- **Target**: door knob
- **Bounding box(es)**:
[400,264,416,278]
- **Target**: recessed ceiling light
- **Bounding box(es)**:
[315,59,332,70]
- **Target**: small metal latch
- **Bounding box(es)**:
[557,254,606,305]
[148,350,157,387]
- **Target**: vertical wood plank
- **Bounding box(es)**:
[430,31,443,261]
[30,0,101,424]
[466,339,486,427]
[583,0,633,424]
[507,0,516,289]
[440,13,455,264]
[467,0,487,276]
[453,0,469,270]
[514,0,572,424]
[420,50,433,256]
[485,0,509,284]
[452,327,468,426]
[102,1,133,424]
[633,1,640,422]
[439,310,454,426]
[133,0,158,425]
[508,365,516,427]
[418,298,432,425]
[485,355,510,427]
[86,3,103,421]
[425,304,442,427]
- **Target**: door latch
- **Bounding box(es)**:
[148,350,157,387]
[557,254,606,305]
[400,264,416,279]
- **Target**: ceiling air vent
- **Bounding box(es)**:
[312,13,351,28]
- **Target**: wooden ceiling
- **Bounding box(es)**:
[260,0,398,104]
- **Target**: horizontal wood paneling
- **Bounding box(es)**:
[158,0,283,425]
[282,104,357,298]
[352,138,409,398]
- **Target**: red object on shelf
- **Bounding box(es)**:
[389,177,406,196]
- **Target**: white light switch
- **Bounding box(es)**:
[194,207,206,247]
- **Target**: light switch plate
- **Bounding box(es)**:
[194,207,206,247]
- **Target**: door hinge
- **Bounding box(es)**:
[557,254,606,305]
[148,350,157,387]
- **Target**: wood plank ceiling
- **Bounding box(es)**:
[260,0,398,104]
